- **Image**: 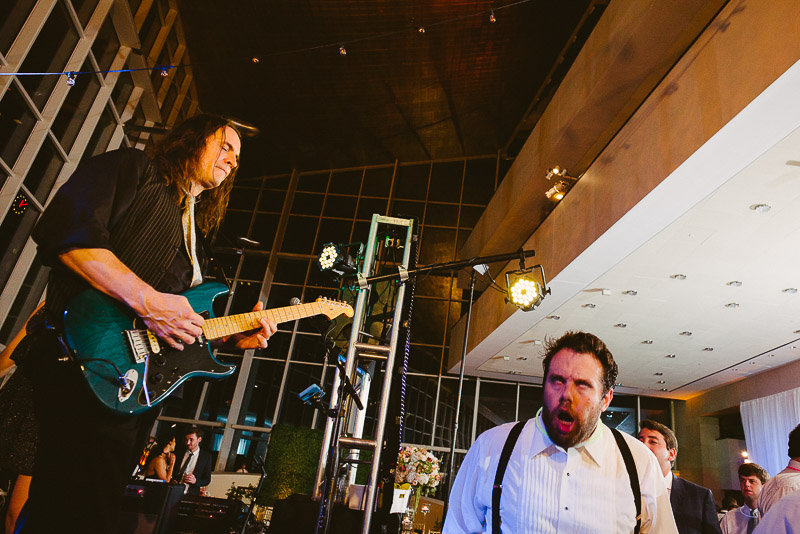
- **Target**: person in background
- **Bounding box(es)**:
[718,496,740,521]
[752,489,800,534]
[637,419,721,534]
[144,433,177,483]
[173,426,212,495]
[758,423,800,516]
[444,331,677,533]
[719,462,769,534]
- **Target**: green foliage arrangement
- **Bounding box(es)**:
[258,424,324,506]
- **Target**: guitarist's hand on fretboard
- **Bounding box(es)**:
[220,300,278,350]
[139,290,205,350]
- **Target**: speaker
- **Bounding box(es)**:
[118,481,185,534]
[269,494,363,534]
[175,495,247,533]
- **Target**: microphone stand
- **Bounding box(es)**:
[314,342,364,534]
[240,455,267,534]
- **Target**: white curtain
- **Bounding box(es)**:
[740,387,800,476]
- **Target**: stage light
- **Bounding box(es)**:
[160,67,169,77]
[339,44,347,56]
[65,72,76,86]
[489,10,496,23]
[545,180,570,201]
[317,242,359,276]
[505,267,549,311]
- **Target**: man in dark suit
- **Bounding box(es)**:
[174,426,213,495]
[638,419,721,534]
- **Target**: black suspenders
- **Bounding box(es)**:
[491,423,641,534]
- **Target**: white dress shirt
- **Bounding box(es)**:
[719,505,759,534]
[443,411,678,534]
[180,449,199,493]
[752,490,800,534]
[758,459,800,515]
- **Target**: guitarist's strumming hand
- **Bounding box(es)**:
[223,301,278,350]
[138,289,205,351]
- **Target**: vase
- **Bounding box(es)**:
[401,508,416,534]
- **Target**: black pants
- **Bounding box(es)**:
[20,345,156,534]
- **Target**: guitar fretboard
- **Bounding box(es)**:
[203,301,324,340]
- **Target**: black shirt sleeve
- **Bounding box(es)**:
[32,148,151,266]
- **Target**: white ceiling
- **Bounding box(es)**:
[466,61,800,400]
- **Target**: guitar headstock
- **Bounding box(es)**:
[316,297,355,319]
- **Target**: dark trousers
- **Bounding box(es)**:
[20,348,156,534]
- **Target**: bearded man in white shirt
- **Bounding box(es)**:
[443,331,678,534]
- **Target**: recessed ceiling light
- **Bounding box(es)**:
[665,354,677,358]
[502,355,510,361]
[670,274,687,280]
[654,372,663,376]
[601,288,612,296]
[614,323,627,328]
[680,331,692,336]
[657,380,666,384]
[750,203,771,212]
[725,303,739,308]
[615,383,623,387]
[642,340,653,344]
[546,315,560,320]
[533,340,543,345]
[783,288,798,294]
[508,370,520,375]
[749,361,757,365]
[517,356,528,361]
[661,388,668,391]
[727,281,743,287]
[583,303,596,308]
[623,290,638,296]
[702,347,714,351]
[794,330,800,334]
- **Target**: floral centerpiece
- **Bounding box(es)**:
[395,446,442,513]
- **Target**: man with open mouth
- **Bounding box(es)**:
[444,331,678,533]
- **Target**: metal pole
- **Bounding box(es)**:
[444,269,476,516]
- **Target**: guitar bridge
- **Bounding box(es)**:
[125,330,151,363]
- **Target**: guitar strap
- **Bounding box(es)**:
[491,423,641,534]
[197,233,231,290]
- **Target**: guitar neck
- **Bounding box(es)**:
[203,302,324,340]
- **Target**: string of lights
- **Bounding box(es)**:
[0,0,531,85]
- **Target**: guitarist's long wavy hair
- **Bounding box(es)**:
[150,114,241,238]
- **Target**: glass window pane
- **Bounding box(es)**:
[463,158,496,205]
[91,14,119,74]
[356,197,388,220]
[23,136,64,204]
[219,210,252,244]
[475,381,517,437]
[361,166,393,197]
[51,58,101,153]
[237,358,284,429]
[255,331,292,360]
[394,164,429,200]
[162,83,178,115]
[329,169,361,195]
[81,103,117,162]
[402,375,438,445]
[0,0,36,56]
[227,185,258,211]
[434,377,475,449]
[518,384,543,422]
[277,363,324,427]
[322,194,357,219]
[0,190,41,293]
[314,218,352,255]
[290,192,324,216]
[0,256,47,344]
[274,258,309,285]
[257,189,286,213]
[280,215,317,254]
[290,333,327,364]
[244,213,277,253]
[151,46,170,90]
[265,283,303,312]
[407,344,442,375]
[419,227,455,264]
[409,299,447,346]
[0,83,38,169]
[297,171,328,193]
[17,1,79,110]
[238,254,267,282]
[111,69,135,115]
[459,205,484,228]
[390,200,425,221]
[424,202,458,227]
[429,161,463,203]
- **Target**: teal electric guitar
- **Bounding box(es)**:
[62,282,353,415]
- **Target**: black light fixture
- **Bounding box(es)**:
[504,255,550,312]
[544,165,579,202]
[317,242,362,276]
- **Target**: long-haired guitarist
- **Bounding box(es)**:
[12,114,277,534]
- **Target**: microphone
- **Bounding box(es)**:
[289,297,301,306]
